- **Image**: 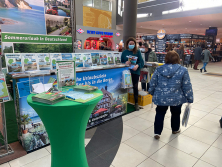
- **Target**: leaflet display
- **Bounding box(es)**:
[5,54,22,73]
[73,53,84,67]
[50,53,62,70]
[36,53,51,70]
[21,53,37,71]
[0,73,10,103]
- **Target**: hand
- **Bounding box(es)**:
[132,65,139,71]
[126,61,131,65]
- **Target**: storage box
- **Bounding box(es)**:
[128,93,152,106]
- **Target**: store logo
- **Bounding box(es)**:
[116,32,121,37]
[157,29,166,39]
[77,29,84,34]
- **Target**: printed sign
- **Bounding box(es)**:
[5,54,22,73]
[36,53,51,70]
[157,29,166,39]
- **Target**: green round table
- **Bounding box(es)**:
[27,90,103,167]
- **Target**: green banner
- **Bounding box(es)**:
[1,33,72,44]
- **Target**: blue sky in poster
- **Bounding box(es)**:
[0,0,46,35]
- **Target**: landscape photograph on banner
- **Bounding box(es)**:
[0,0,46,35]
[44,0,71,36]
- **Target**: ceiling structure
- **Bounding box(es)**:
[117,13,222,40]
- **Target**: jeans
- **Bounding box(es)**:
[131,73,140,104]
[201,62,208,71]
[141,82,150,92]
[154,105,182,135]
[194,60,200,69]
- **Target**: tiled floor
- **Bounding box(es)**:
[2,62,222,167]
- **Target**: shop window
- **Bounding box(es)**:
[102,0,111,11]
[83,0,93,7]
[94,0,101,8]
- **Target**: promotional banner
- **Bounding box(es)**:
[16,67,128,152]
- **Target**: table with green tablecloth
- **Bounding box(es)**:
[27,90,103,167]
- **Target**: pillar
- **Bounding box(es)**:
[123,0,138,46]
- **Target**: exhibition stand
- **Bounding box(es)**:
[27,90,103,167]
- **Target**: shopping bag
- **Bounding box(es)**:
[182,103,191,127]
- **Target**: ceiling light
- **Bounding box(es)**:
[185,28,187,29]
[137,14,148,18]
[200,24,202,25]
[162,24,164,25]
[189,21,192,22]
[209,26,211,27]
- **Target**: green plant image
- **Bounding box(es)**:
[108,57,110,61]
[83,57,86,61]
[73,57,76,61]
[52,59,56,65]
[45,57,50,62]
[8,59,13,65]
[24,58,29,64]
[19,114,32,130]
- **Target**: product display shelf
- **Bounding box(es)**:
[27,90,103,167]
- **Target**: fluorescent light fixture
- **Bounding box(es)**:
[137,14,148,18]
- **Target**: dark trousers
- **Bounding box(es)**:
[131,73,139,104]
[194,60,200,69]
[154,105,182,135]
[141,82,150,92]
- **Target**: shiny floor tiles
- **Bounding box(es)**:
[2,62,222,167]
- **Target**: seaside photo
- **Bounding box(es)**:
[0,0,46,34]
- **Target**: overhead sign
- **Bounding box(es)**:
[87,30,113,36]
[116,32,121,37]
[180,34,192,39]
[2,33,72,44]
[157,29,166,39]
[77,28,84,34]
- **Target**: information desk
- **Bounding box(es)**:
[27,91,103,167]
[10,66,129,152]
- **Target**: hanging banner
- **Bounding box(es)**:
[1,33,72,44]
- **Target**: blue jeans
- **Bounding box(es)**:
[201,62,208,71]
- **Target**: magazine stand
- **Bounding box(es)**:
[27,89,103,167]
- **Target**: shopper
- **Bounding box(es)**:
[200,47,214,73]
[121,37,144,111]
[176,44,184,65]
[166,44,173,52]
[193,45,202,70]
[141,43,157,91]
[148,51,193,139]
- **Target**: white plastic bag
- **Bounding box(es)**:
[182,103,191,127]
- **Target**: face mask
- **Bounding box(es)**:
[140,48,145,52]
[129,45,135,50]
[101,46,104,49]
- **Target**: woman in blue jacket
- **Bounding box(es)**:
[148,51,193,139]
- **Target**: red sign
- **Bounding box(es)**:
[101,35,113,38]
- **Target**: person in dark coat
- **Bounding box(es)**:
[193,45,202,70]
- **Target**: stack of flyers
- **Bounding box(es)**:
[36,53,51,70]
[73,53,84,67]
[5,54,22,73]
[82,53,92,67]
[22,53,37,71]
[32,92,65,105]
[62,53,73,60]
[99,53,108,65]
[107,53,114,65]
[91,53,100,66]
[127,56,138,69]
[113,52,121,64]
[50,53,62,69]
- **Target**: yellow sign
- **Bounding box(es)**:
[83,6,112,29]
[157,29,166,39]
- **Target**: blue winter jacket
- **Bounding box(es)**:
[148,64,193,106]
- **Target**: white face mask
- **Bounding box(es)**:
[140,48,145,52]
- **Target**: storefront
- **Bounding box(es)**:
[76,25,123,51]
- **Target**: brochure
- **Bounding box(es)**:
[0,73,10,103]
[107,53,114,65]
[56,61,76,88]
[113,52,121,64]
[82,53,92,67]
[99,53,108,65]
[62,53,73,60]
[32,92,65,105]
[21,53,37,71]
[50,53,62,70]
[36,53,51,70]
[5,53,22,73]
[73,85,98,91]
[91,53,100,66]
[73,53,84,67]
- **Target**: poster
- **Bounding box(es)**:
[76,40,82,49]
[100,53,108,65]
[73,53,84,67]
[50,53,62,69]
[82,53,92,67]
[113,52,121,64]
[62,53,73,60]
[5,53,22,73]
[36,53,51,70]
[0,74,10,103]
[107,53,114,65]
[22,53,37,71]
[56,61,76,87]
[1,0,46,35]
[91,53,100,66]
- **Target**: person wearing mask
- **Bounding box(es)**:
[141,43,157,91]
[121,37,144,111]
[200,47,214,73]
[138,42,143,48]
[148,51,193,139]
[176,44,184,65]
[193,45,202,70]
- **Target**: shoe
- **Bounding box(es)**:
[204,70,207,72]
[154,134,160,140]
[135,103,140,111]
[219,117,222,128]
[172,130,181,134]
[200,69,202,73]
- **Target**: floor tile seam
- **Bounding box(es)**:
[209,111,222,117]
[136,157,166,167]
[189,107,212,113]
[201,115,222,123]
[14,154,50,167]
[45,146,51,154]
[192,124,222,135]
[123,117,154,129]
[120,128,141,144]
